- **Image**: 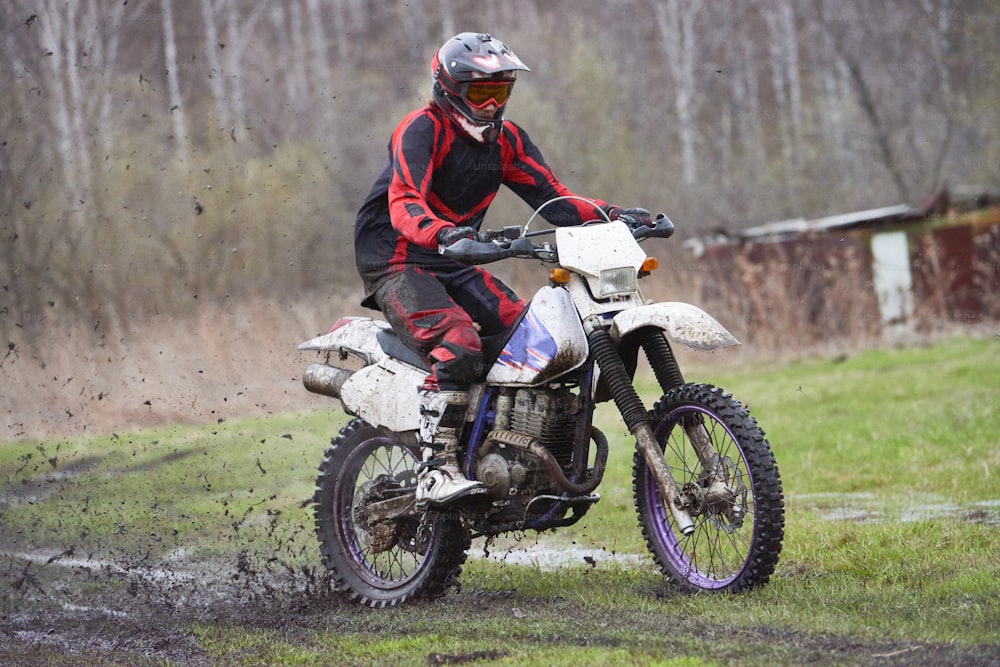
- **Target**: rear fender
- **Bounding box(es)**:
[298,317,390,365]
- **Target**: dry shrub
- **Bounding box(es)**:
[975,226,1000,320]
[674,238,882,355]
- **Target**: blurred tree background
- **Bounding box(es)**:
[1,0,998,344]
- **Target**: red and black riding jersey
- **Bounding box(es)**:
[354,104,609,304]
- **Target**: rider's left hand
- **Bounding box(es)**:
[604,206,653,227]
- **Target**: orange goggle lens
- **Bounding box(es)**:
[464,81,514,108]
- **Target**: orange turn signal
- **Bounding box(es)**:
[549,268,571,284]
[641,257,659,272]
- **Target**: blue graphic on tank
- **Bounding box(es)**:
[496,310,556,372]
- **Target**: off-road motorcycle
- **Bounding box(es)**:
[299,199,784,607]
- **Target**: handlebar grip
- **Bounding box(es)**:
[655,213,675,237]
[632,213,675,240]
[440,236,537,264]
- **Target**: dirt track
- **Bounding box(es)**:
[3,532,999,666]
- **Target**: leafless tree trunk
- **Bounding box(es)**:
[812,0,911,202]
[86,0,128,160]
[267,4,304,108]
[763,2,804,208]
[220,0,266,140]
[34,1,85,203]
[655,0,702,186]
[916,0,959,194]
[200,0,231,132]
[731,23,766,170]
[160,0,189,158]
[306,0,333,93]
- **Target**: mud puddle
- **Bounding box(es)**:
[472,541,650,571]
[0,542,339,666]
[791,492,1000,525]
[471,493,1000,572]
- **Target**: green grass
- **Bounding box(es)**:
[705,337,1000,502]
[0,411,341,563]
[1,336,999,665]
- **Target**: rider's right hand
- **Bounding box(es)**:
[605,207,654,228]
[437,225,478,247]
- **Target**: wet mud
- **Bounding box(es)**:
[2,458,998,665]
[3,520,999,666]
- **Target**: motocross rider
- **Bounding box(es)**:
[353,32,652,507]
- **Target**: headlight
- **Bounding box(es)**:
[598,267,638,296]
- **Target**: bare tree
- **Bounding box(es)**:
[160,0,189,158]
[810,0,964,203]
[763,1,804,209]
[655,0,702,186]
[306,0,333,92]
[200,0,230,131]
[27,1,89,203]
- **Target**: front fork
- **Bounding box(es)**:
[641,330,744,523]
[588,327,698,535]
[641,332,720,471]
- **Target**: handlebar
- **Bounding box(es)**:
[439,213,676,265]
[439,235,539,264]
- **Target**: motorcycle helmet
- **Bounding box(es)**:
[431,32,530,144]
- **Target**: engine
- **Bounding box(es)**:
[472,387,580,521]
[495,387,579,466]
[468,385,606,535]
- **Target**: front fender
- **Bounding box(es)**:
[610,302,740,352]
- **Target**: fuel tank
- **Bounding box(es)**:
[486,286,588,386]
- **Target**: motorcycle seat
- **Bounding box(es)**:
[376,329,432,372]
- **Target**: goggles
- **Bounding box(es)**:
[463,81,514,109]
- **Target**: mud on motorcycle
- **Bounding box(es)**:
[299,199,785,607]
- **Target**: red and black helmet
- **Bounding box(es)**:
[431,33,530,144]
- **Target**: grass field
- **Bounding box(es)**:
[1,336,998,665]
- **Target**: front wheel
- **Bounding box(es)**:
[313,419,470,607]
[633,383,784,593]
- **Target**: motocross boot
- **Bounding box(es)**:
[415,388,485,507]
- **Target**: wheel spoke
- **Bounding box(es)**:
[347,444,424,582]
[636,384,784,592]
[315,419,471,606]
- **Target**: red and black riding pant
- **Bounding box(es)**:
[372,266,526,390]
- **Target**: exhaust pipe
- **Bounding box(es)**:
[303,363,353,399]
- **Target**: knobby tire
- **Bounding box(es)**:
[633,383,785,593]
[313,418,470,607]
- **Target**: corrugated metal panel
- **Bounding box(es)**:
[738,204,915,241]
[974,225,1000,320]
[691,221,1000,343]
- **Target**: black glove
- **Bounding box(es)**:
[436,225,477,247]
[604,206,653,227]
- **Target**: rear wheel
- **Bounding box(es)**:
[313,419,470,607]
[633,384,784,593]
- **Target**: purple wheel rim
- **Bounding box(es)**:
[644,405,755,589]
